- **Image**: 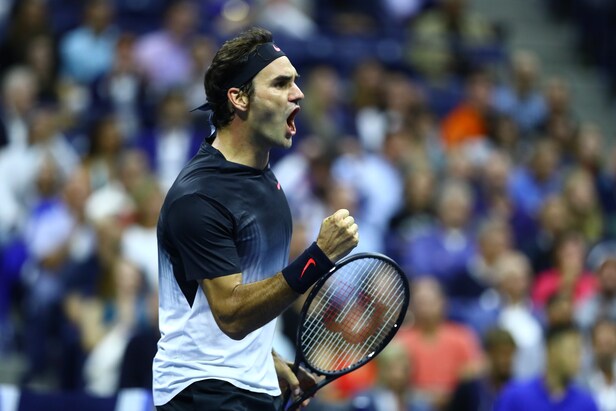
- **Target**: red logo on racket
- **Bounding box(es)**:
[300,258,316,279]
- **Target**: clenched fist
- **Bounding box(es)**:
[316,209,359,263]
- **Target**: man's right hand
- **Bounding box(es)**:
[316,209,359,263]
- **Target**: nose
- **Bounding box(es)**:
[290,82,304,103]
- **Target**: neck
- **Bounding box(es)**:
[417,320,439,335]
[505,292,525,305]
[545,368,567,398]
[214,125,270,169]
[489,373,508,392]
[598,358,614,380]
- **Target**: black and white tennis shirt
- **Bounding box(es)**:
[153,141,292,406]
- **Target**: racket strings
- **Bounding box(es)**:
[307,266,403,372]
[328,268,404,371]
[300,258,406,373]
[302,258,379,352]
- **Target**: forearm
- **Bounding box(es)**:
[204,272,298,340]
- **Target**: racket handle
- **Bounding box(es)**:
[285,395,305,411]
[280,388,292,411]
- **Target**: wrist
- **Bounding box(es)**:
[282,242,334,294]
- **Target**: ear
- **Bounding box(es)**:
[227,88,249,113]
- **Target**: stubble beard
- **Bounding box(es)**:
[251,107,291,149]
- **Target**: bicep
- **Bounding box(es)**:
[200,273,242,317]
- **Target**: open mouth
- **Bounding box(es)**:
[286,106,300,136]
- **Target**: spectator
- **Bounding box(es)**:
[563,168,604,243]
[349,341,432,411]
[255,0,317,39]
[0,0,53,72]
[400,179,476,293]
[495,324,598,411]
[355,70,425,153]
[332,137,404,253]
[314,0,386,35]
[545,292,576,329]
[492,50,547,135]
[576,250,616,334]
[21,164,95,386]
[474,150,536,246]
[64,258,146,395]
[441,69,495,149]
[397,277,484,409]
[448,328,517,411]
[407,0,497,82]
[449,217,513,336]
[532,231,597,308]
[508,139,563,218]
[495,252,545,379]
[301,65,354,144]
[120,178,163,290]
[388,166,437,262]
[81,115,124,191]
[0,106,79,236]
[273,135,339,227]
[0,66,39,149]
[185,35,217,114]
[118,289,159,390]
[489,115,524,160]
[134,89,202,191]
[23,34,59,103]
[59,0,119,85]
[523,195,572,273]
[133,0,199,92]
[89,33,150,141]
[583,320,616,411]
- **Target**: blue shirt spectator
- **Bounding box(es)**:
[507,140,563,217]
[495,324,598,411]
[495,377,598,411]
[492,50,547,135]
[59,0,118,84]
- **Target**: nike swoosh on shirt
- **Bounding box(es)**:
[300,258,316,279]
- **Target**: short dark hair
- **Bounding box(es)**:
[204,27,273,129]
[545,323,579,346]
[484,328,516,351]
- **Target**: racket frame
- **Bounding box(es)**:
[282,252,410,410]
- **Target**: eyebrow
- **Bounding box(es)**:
[271,73,300,84]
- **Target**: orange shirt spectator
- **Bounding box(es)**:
[441,102,487,148]
[397,322,483,395]
[398,277,485,409]
[441,70,493,148]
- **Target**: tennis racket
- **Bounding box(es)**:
[280,252,410,410]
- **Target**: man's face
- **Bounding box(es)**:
[247,57,304,149]
[549,332,582,383]
[489,344,515,381]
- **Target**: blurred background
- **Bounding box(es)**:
[0,0,614,410]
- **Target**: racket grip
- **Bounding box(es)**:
[280,388,292,411]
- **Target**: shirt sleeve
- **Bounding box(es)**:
[166,193,242,281]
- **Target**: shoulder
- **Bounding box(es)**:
[569,384,599,408]
[498,378,540,404]
[443,322,477,342]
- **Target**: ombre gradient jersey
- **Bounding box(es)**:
[153,141,292,406]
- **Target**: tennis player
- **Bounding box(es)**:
[153,27,359,411]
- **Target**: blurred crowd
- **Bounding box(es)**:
[0,0,614,410]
